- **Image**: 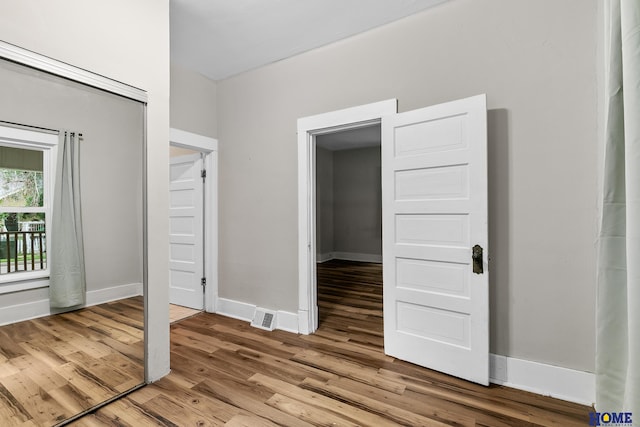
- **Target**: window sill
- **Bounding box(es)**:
[0,274,49,294]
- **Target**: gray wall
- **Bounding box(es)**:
[171,62,218,138]
[316,147,334,257]
[330,147,382,258]
[216,0,598,372]
[0,59,143,304]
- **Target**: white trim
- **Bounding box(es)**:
[85,282,143,306]
[297,100,397,131]
[169,128,219,314]
[0,299,51,326]
[297,100,397,335]
[276,310,299,333]
[317,252,383,263]
[204,150,218,313]
[0,279,48,295]
[331,252,382,263]
[489,354,595,406]
[316,252,335,263]
[0,124,58,287]
[216,298,256,322]
[216,297,299,333]
[0,41,147,103]
[170,128,218,152]
[0,124,58,147]
[0,282,142,326]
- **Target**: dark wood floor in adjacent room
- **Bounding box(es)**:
[74,260,591,426]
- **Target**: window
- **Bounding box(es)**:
[0,124,56,290]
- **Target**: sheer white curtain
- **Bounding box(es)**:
[596,0,640,414]
[49,131,85,308]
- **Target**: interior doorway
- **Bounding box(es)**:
[297,99,397,334]
[298,96,490,386]
[315,125,382,329]
[169,152,205,311]
[169,128,218,315]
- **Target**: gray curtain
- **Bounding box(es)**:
[49,131,85,308]
[596,0,640,414]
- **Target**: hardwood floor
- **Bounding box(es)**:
[74,261,590,426]
[0,297,144,427]
[170,304,202,324]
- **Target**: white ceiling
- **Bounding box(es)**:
[170,0,448,81]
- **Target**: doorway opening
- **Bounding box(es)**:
[315,125,383,331]
[169,128,218,319]
[297,99,397,334]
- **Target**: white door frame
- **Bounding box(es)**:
[169,128,218,313]
[297,100,397,334]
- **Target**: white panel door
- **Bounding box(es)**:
[382,94,489,385]
[169,154,204,309]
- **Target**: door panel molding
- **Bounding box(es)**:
[382,94,489,385]
[169,154,204,309]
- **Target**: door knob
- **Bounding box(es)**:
[472,244,483,274]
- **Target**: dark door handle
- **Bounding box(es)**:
[472,244,483,274]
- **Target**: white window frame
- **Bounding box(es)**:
[0,124,57,292]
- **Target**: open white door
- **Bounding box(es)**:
[382,94,489,385]
[169,154,204,310]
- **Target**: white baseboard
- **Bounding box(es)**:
[316,252,334,263]
[0,282,142,326]
[0,299,51,326]
[317,252,382,263]
[275,310,299,333]
[216,297,255,322]
[86,282,143,306]
[216,297,299,334]
[490,353,595,406]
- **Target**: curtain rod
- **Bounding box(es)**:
[63,130,84,137]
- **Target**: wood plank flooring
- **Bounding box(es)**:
[74,261,590,426]
[170,305,202,324]
[0,297,144,427]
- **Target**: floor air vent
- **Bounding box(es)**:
[251,308,276,331]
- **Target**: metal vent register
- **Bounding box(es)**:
[251,308,276,331]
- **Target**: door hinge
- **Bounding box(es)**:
[201,169,207,179]
[201,277,207,288]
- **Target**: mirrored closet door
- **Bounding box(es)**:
[0,54,146,426]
